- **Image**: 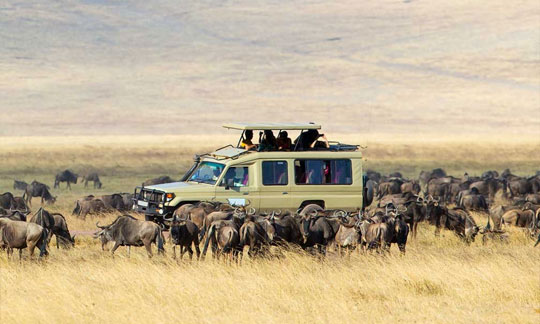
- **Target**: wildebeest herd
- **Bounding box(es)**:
[1,168,539,260]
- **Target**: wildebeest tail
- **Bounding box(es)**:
[375,225,383,249]
[202,224,216,257]
[72,201,81,216]
[156,227,165,253]
[223,230,233,253]
[39,228,49,257]
[199,217,208,242]
[239,225,248,246]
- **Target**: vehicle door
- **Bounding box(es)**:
[258,160,293,213]
[214,164,259,209]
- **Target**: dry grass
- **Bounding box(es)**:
[1,224,538,324]
[1,136,539,323]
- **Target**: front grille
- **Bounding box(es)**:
[140,189,164,204]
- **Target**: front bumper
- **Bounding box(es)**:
[133,187,174,218]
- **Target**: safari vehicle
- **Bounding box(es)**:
[134,123,371,222]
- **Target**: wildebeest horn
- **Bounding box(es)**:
[163,214,174,222]
[96,221,106,229]
[309,210,318,217]
[275,209,282,216]
[245,199,252,206]
[248,207,256,215]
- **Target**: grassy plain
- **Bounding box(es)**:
[0,136,539,323]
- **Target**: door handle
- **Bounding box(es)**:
[282,192,288,195]
[243,192,249,195]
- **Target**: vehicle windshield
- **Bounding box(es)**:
[188,161,225,185]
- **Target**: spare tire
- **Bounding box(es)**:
[363,179,375,209]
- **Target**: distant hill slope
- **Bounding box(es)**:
[0,0,539,136]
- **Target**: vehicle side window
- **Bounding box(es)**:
[294,159,352,185]
[221,167,249,187]
[262,161,288,185]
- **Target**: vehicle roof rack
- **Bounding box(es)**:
[223,122,321,131]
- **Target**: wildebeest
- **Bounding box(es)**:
[298,204,339,254]
[525,194,540,204]
[457,188,488,211]
[94,215,165,257]
[23,181,56,206]
[401,180,421,195]
[0,192,16,209]
[29,208,55,245]
[82,172,102,189]
[419,168,447,189]
[164,215,200,260]
[143,176,175,186]
[239,215,272,258]
[101,194,126,211]
[331,213,362,253]
[266,211,303,246]
[174,201,229,229]
[0,210,28,221]
[50,213,75,249]
[358,208,409,253]
[426,202,479,243]
[72,197,107,219]
[201,209,246,260]
[54,169,79,190]
[12,196,29,212]
[0,218,49,259]
[119,193,134,210]
[500,207,538,237]
[201,220,243,261]
[13,180,28,191]
[377,178,403,199]
[469,178,507,201]
[365,169,382,183]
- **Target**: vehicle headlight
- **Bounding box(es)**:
[165,193,175,202]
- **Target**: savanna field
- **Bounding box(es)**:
[1,136,539,324]
[1,0,540,322]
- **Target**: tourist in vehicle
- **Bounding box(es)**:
[276,131,292,151]
[240,130,257,150]
[294,129,329,150]
[311,133,330,149]
[258,130,277,151]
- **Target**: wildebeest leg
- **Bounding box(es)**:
[180,246,185,260]
[194,242,201,260]
[56,235,60,249]
[28,241,36,258]
[144,241,153,258]
[127,246,131,258]
[186,246,193,260]
[110,242,121,257]
[172,245,176,259]
[47,230,53,246]
[19,248,23,260]
[398,243,406,254]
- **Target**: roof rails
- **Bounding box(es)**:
[223,122,321,131]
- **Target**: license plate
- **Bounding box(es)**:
[228,198,246,206]
[138,200,148,207]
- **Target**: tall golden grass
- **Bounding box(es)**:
[1,136,539,323]
[1,224,539,324]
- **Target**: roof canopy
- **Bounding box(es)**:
[223,122,321,131]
